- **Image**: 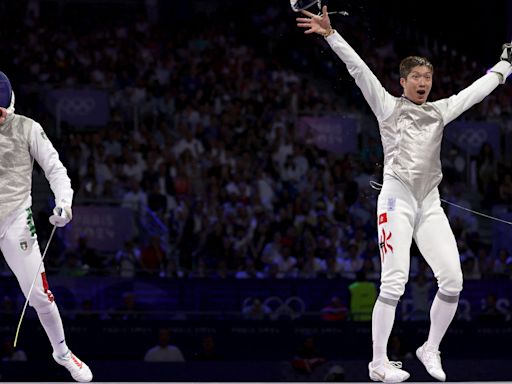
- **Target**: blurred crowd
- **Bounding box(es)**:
[1,1,511,283]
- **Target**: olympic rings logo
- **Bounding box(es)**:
[456,129,488,148]
[242,296,306,320]
[58,97,96,115]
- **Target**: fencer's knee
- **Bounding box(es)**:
[379,278,407,299]
[29,291,57,314]
[438,270,463,296]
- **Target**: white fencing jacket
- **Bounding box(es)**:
[0,94,73,222]
[325,31,506,202]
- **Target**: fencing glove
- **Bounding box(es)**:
[490,42,512,84]
[49,206,73,227]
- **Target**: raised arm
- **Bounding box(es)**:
[433,43,512,125]
[296,6,396,121]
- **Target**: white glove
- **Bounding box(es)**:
[501,42,512,63]
[490,42,512,84]
[49,206,73,227]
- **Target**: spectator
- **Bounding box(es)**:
[59,251,88,277]
[140,236,166,276]
[110,292,146,321]
[235,258,264,279]
[115,240,141,278]
[348,271,377,321]
[478,294,507,322]
[121,178,148,217]
[321,296,348,321]
[462,257,481,280]
[75,235,103,275]
[498,173,512,204]
[493,248,512,277]
[242,298,272,320]
[144,328,185,362]
[291,336,327,374]
[340,240,364,279]
[192,335,222,361]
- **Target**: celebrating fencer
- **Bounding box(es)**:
[0,71,92,382]
[295,3,512,383]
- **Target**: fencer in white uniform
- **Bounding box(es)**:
[296,6,512,382]
[0,71,92,382]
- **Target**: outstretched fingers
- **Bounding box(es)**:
[296,16,313,31]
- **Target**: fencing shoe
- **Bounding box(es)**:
[53,350,93,382]
[416,342,446,381]
[368,360,410,382]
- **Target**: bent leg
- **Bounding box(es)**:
[1,209,68,355]
[414,199,462,351]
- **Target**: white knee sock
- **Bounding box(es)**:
[37,305,69,356]
[426,291,459,351]
[372,296,398,366]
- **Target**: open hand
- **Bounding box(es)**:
[296,5,332,36]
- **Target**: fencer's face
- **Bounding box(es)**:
[400,65,433,104]
[0,107,7,124]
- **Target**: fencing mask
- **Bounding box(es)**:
[290,0,348,16]
[290,0,324,12]
[0,72,12,109]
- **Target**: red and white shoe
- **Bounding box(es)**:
[53,350,93,382]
